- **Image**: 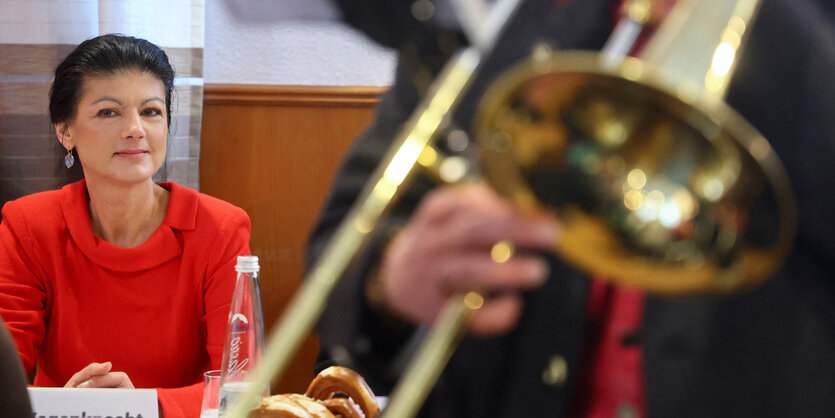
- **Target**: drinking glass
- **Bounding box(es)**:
[201,370,221,418]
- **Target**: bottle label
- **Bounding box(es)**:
[226,314,253,379]
[226,336,249,378]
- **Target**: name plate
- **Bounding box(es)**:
[28,388,159,418]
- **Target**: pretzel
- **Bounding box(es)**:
[250,366,379,418]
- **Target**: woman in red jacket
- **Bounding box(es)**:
[0,34,251,417]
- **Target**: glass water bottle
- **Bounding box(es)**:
[218,255,268,416]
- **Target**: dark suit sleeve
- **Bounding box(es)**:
[0,316,33,416]
[334,0,441,49]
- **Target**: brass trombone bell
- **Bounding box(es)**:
[474,11,795,295]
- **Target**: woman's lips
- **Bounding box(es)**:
[114,149,148,159]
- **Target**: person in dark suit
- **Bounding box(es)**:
[0,317,33,417]
[308,0,835,416]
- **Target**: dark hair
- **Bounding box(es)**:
[49,34,176,127]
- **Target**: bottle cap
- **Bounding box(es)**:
[235,255,260,273]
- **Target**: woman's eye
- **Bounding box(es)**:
[142,107,163,117]
[97,109,117,117]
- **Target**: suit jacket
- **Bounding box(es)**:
[307,0,835,416]
[0,317,32,417]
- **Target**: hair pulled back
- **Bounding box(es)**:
[49,34,176,127]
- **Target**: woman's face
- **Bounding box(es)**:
[57,70,168,186]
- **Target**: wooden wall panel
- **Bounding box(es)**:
[200,84,384,393]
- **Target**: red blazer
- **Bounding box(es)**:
[0,180,251,417]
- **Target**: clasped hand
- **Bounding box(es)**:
[64,361,135,389]
[379,184,559,336]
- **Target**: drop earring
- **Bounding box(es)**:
[64,148,75,168]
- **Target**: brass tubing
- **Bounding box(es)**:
[382,292,484,418]
[223,48,482,418]
[639,0,761,99]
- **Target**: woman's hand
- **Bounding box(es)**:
[379,184,559,337]
[64,362,135,389]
